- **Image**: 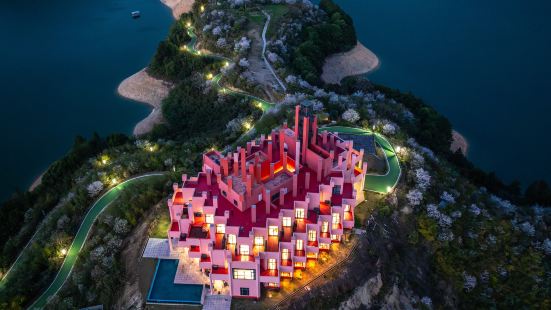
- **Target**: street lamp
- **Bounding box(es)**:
[60,248,67,256]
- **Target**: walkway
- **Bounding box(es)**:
[27,173,166,309]
[203,294,232,310]
[320,126,401,194]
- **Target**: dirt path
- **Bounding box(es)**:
[247,28,279,96]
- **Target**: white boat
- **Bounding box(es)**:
[131,11,140,18]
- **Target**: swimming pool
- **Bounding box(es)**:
[147,259,204,304]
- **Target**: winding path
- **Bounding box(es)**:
[26,173,166,309]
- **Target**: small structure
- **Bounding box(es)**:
[166,105,368,299]
[131,11,140,18]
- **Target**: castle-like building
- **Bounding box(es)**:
[167,105,367,298]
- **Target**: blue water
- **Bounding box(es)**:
[333,0,551,186]
[0,0,172,200]
[148,259,204,304]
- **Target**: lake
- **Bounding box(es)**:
[0,0,172,200]
[334,0,551,187]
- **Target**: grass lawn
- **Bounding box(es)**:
[263,4,289,38]
[149,207,171,238]
[354,193,381,228]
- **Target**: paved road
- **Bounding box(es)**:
[320,126,401,194]
[27,173,166,309]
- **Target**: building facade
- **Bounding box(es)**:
[167,105,367,298]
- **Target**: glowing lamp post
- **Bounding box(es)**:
[186,21,191,28]
[224,61,229,67]
[60,248,67,256]
[200,5,205,12]
[386,186,393,194]
[111,178,118,185]
[206,73,213,80]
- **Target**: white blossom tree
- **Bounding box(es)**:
[342,109,360,123]
[87,181,104,197]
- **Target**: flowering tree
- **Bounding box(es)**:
[234,36,251,53]
[415,168,431,190]
[238,58,250,67]
[342,109,360,123]
[406,189,423,206]
[87,181,104,197]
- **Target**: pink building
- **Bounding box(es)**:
[167,105,367,299]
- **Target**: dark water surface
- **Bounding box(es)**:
[334,0,551,186]
[0,0,172,200]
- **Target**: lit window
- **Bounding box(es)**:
[205,214,214,224]
[295,208,305,219]
[282,217,292,227]
[268,258,276,270]
[240,244,250,256]
[254,236,264,246]
[294,261,305,268]
[332,213,340,229]
[281,248,290,260]
[344,204,351,212]
[319,243,330,250]
[321,221,329,233]
[296,239,303,250]
[216,224,225,233]
[268,226,279,236]
[233,269,256,280]
[308,230,316,242]
[228,234,236,244]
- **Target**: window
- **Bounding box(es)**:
[344,204,351,212]
[308,230,317,242]
[233,269,256,280]
[332,213,340,228]
[282,217,291,227]
[282,248,290,260]
[295,208,305,219]
[296,239,303,250]
[321,221,329,233]
[240,287,250,295]
[331,234,341,241]
[258,193,263,201]
[268,226,279,236]
[254,236,264,246]
[222,190,227,197]
[294,262,305,268]
[268,258,276,270]
[216,224,225,233]
[240,244,250,256]
[332,185,341,195]
[228,234,236,244]
[233,199,238,206]
[319,243,331,250]
[205,214,214,224]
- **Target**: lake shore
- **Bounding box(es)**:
[451,130,468,156]
[117,0,191,136]
[117,69,173,136]
[321,41,380,84]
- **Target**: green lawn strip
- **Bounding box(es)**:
[28,174,166,309]
[320,126,401,194]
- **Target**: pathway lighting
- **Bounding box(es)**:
[60,248,67,256]
[206,73,213,80]
[111,178,118,185]
[387,186,393,193]
[243,121,252,130]
[200,5,205,12]
[224,61,229,67]
[186,21,191,27]
[396,146,401,153]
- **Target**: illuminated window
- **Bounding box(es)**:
[282,217,292,227]
[294,261,305,268]
[331,234,341,241]
[308,230,316,242]
[254,236,264,246]
[319,243,330,250]
[281,271,293,277]
[227,234,236,244]
[233,269,256,280]
[268,226,279,236]
[268,258,276,270]
[205,214,214,224]
[216,224,225,233]
[321,221,329,233]
[281,248,290,260]
[344,204,351,212]
[239,244,250,256]
[295,208,305,219]
[332,213,340,228]
[296,239,303,250]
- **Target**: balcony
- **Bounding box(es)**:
[320,232,330,239]
[266,236,279,252]
[260,268,279,277]
[280,259,292,267]
[281,227,293,242]
[190,245,200,253]
[189,225,209,239]
[214,233,226,250]
[344,211,353,221]
[307,240,318,247]
[294,219,306,233]
[294,249,305,257]
[232,254,255,262]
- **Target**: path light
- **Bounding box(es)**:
[396,146,401,153]
[387,186,393,194]
[200,5,205,12]
[243,121,252,130]
[206,73,213,80]
[186,21,191,27]
[60,248,67,256]
[111,178,118,185]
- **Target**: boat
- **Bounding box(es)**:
[131,11,140,18]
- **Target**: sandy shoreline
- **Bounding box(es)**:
[451,130,468,156]
[117,68,173,136]
[321,41,380,85]
[160,0,194,19]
